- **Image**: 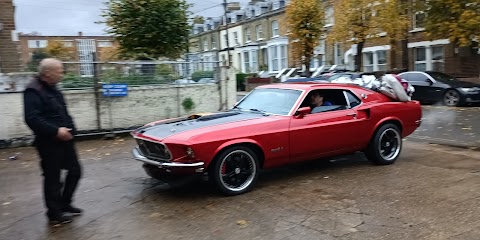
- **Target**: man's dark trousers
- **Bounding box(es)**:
[35,139,81,218]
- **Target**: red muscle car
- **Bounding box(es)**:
[131,83,422,195]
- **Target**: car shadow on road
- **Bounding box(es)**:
[142,152,372,199]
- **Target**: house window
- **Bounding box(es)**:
[203,38,209,51]
[280,45,288,69]
[233,32,239,45]
[98,41,113,47]
[28,40,48,48]
[414,11,426,29]
[270,46,279,71]
[271,21,279,37]
[62,41,73,47]
[244,52,250,72]
[363,52,374,72]
[256,25,264,40]
[245,28,251,42]
[251,50,258,72]
[272,0,280,10]
[223,34,228,47]
[334,43,343,65]
[432,45,444,72]
[414,47,427,71]
[221,55,226,66]
[325,6,334,26]
[377,50,387,71]
[211,35,217,49]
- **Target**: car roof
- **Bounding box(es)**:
[256,82,369,91]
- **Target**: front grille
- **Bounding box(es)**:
[136,139,171,161]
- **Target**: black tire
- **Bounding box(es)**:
[365,123,402,165]
[443,89,461,107]
[210,146,260,196]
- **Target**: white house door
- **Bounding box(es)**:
[76,39,96,76]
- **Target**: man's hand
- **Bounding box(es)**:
[57,127,73,141]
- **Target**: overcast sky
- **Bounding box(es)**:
[13,0,250,36]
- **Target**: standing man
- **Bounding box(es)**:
[24,58,83,227]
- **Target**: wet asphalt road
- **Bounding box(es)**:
[1,133,480,239]
[407,105,480,148]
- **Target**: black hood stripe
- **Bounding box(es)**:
[138,111,264,139]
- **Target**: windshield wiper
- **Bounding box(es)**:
[232,105,243,111]
[249,108,270,115]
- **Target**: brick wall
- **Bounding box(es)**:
[0,68,237,147]
[0,0,22,73]
[19,35,118,66]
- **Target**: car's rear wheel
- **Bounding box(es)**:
[210,146,260,196]
[365,123,402,165]
[443,89,461,107]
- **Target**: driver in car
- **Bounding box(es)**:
[310,92,333,108]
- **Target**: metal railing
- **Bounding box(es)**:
[60,61,221,89]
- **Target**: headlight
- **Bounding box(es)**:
[186,147,195,158]
[459,87,479,93]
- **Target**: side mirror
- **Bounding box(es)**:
[294,107,311,118]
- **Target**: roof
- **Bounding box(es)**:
[256,83,370,91]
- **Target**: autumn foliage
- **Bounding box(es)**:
[286,0,325,77]
[45,41,74,61]
[425,0,480,47]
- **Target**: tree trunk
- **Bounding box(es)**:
[389,39,397,70]
[304,59,312,77]
[354,41,364,72]
[401,39,409,70]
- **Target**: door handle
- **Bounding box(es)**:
[346,113,356,117]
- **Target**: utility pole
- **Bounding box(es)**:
[223,0,231,67]
[222,0,230,110]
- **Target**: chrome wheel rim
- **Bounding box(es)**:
[218,150,256,192]
[444,91,459,106]
[378,128,401,161]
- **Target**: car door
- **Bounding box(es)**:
[288,90,368,162]
[400,72,431,102]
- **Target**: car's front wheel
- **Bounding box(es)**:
[365,123,402,165]
[443,89,461,107]
[210,146,260,196]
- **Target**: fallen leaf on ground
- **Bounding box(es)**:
[105,153,111,156]
[237,220,248,226]
[149,213,161,218]
[2,202,11,206]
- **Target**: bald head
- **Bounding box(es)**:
[38,58,64,85]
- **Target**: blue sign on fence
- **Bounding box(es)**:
[102,83,128,97]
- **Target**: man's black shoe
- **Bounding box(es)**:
[62,205,83,216]
[49,214,73,227]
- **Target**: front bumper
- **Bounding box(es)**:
[132,147,204,172]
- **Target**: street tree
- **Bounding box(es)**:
[27,50,49,71]
[328,0,377,71]
[286,0,325,77]
[101,0,191,59]
[424,0,480,47]
[374,0,411,70]
[192,15,205,24]
[45,41,74,61]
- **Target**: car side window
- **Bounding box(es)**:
[344,91,361,108]
[400,73,413,82]
[408,73,429,82]
[301,89,349,114]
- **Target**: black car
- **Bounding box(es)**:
[398,71,480,106]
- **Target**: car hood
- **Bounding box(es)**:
[133,111,267,141]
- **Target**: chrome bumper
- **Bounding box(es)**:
[132,147,204,168]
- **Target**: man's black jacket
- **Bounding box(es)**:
[24,76,76,141]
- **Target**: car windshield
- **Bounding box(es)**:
[427,72,457,82]
[234,88,302,115]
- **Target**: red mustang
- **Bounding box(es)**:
[131,83,422,195]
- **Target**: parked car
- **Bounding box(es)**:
[196,78,217,84]
[131,83,422,195]
[174,79,196,85]
[398,71,480,106]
